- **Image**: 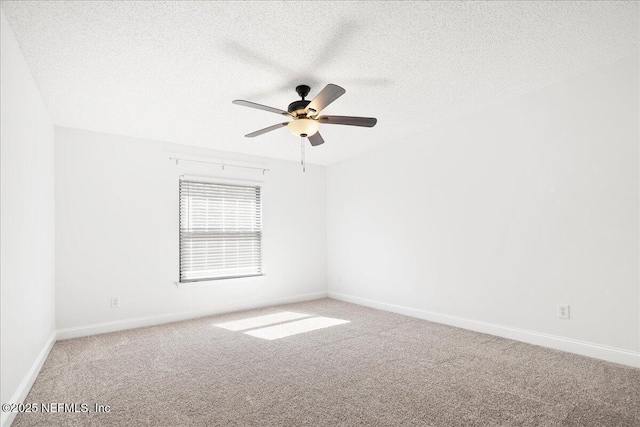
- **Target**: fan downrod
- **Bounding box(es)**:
[288,85,312,113]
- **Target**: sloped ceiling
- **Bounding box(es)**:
[1,1,638,165]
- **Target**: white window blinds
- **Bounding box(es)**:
[179,180,262,282]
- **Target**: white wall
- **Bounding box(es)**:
[328,56,639,362]
[55,127,327,334]
[1,9,56,424]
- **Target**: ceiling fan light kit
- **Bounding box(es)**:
[233,83,377,171]
[288,118,320,137]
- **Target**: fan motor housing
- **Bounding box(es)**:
[288,99,310,113]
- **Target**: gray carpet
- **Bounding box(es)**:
[13,299,640,426]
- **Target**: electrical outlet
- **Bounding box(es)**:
[557,304,570,319]
[111,297,120,309]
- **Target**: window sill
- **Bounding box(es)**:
[174,274,266,289]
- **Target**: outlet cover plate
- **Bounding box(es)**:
[557,304,570,319]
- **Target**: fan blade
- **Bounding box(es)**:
[305,84,346,115]
[233,100,291,116]
[245,122,289,138]
[318,115,377,127]
[308,132,325,146]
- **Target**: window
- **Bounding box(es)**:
[179,180,262,282]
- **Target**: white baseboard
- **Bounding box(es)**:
[328,291,640,369]
[1,332,56,427]
[57,291,328,340]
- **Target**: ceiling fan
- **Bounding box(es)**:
[232,84,377,147]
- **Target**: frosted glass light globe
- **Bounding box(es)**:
[287,118,320,137]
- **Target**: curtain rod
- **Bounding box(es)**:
[169,157,270,174]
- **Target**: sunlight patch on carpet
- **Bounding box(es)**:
[214,311,310,331]
[244,317,350,340]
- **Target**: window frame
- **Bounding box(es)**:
[178,176,264,284]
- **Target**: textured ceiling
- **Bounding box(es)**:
[2,1,638,165]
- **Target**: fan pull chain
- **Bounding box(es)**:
[300,137,306,172]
